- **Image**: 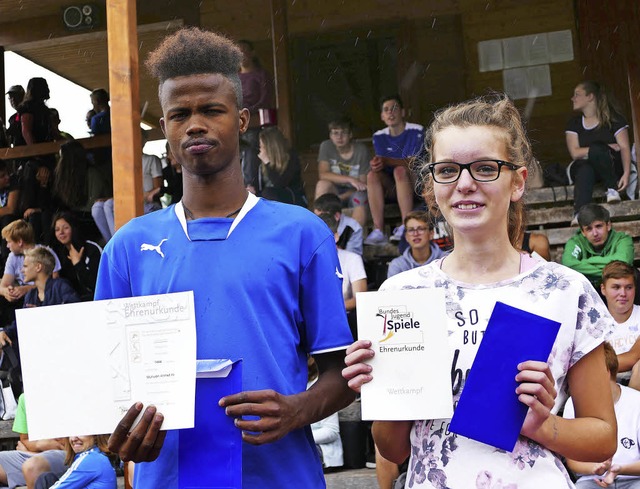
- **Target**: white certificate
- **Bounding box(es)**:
[356,288,453,421]
[17,291,196,440]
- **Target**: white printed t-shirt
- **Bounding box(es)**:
[380,258,614,489]
[608,305,640,382]
[565,385,640,484]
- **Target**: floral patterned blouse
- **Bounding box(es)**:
[381,258,614,489]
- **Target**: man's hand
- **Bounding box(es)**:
[16,440,27,452]
[219,389,301,445]
[108,403,166,463]
[370,156,384,172]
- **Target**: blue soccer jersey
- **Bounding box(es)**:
[95,193,353,489]
[372,122,425,160]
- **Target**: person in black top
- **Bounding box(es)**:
[50,211,102,301]
[565,81,632,217]
[253,126,307,206]
[17,78,56,243]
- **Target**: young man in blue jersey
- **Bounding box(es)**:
[364,95,425,245]
[96,27,355,489]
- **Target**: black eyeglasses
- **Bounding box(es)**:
[427,160,521,183]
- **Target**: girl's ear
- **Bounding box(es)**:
[511,166,528,202]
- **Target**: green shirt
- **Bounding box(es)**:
[12,394,27,434]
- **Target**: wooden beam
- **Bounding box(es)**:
[0,134,111,160]
[0,46,5,124]
[107,0,143,228]
[270,0,293,143]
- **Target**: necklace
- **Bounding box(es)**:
[182,202,243,221]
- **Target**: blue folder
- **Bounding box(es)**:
[178,360,242,489]
[449,302,561,452]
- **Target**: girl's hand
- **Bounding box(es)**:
[342,339,375,393]
[516,360,557,440]
[617,172,630,192]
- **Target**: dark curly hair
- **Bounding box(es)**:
[145,27,243,108]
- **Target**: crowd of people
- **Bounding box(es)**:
[0,24,638,489]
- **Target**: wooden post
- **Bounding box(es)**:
[106,0,143,229]
[270,0,293,144]
[0,46,5,125]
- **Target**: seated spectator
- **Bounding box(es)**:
[365,95,424,245]
[0,160,20,265]
[308,357,343,472]
[318,213,367,316]
[314,117,369,227]
[0,220,61,325]
[517,230,551,261]
[564,342,640,488]
[40,434,115,489]
[253,126,306,206]
[313,193,363,255]
[566,81,632,222]
[561,203,633,290]
[50,212,102,301]
[600,261,640,386]
[0,247,77,411]
[0,394,67,489]
[387,211,446,278]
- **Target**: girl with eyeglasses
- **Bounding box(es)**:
[343,94,617,488]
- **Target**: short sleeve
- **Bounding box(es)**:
[355,143,371,175]
[569,279,614,368]
[301,234,353,354]
[348,254,367,284]
[565,116,580,134]
[317,140,332,163]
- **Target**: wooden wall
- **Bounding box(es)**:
[460,0,582,166]
[199,0,584,167]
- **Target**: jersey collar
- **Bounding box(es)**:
[174,192,259,241]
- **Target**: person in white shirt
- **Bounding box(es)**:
[565,342,640,488]
[601,261,640,387]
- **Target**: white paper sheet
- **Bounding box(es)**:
[502,36,527,69]
[548,29,574,63]
[17,291,197,440]
[356,288,453,421]
[503,65,552,100]
[525,34,549,66]
[478,39,504,72]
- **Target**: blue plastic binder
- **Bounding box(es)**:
[178,360,242,489]
[449,302,561,452]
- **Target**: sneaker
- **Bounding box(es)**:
[365,461,377,469]
[389,225,405,243]
[570,214,579,226]
[364,229,387,245]
[606,188,621,203]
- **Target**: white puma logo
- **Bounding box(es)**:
[140,239,168,258]
[335,267,343,279]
